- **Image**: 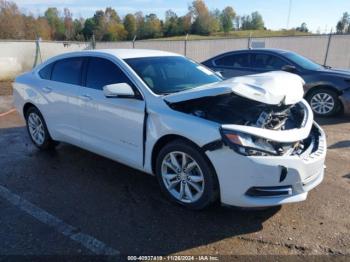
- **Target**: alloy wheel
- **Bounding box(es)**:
[161,151,205,204]
[27,112,45,145]
[310,92,335,115]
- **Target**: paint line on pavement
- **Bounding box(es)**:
[0,184,120,256]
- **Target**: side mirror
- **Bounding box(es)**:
[103,83,135,98]
[282,65,297,73]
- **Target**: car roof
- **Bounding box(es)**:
[230,48,291,54]
[64,49,183,60]
[202,48,292,62]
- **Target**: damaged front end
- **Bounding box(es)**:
[169,93,316,157]
[165,71,319,157]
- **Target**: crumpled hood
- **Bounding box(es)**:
[164,71,305,105]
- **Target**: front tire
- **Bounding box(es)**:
[306,88,341,117]
[25,107,58,150]
[155,139,219,210]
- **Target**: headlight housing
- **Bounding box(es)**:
[221,129,279,156]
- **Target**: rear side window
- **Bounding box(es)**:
[39,63,53,80]
[215,53,250,68]
[252,54,288,70]
[51,57,84,85]
[86,57,133,90]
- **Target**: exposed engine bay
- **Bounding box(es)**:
[169,93,316,156]
[169,93,306,131]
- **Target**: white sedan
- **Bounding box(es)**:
[13,49,326,209]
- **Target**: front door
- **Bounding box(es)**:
[79,56,145,169]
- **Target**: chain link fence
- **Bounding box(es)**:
[96,34,350,68]
[1,34,350,81]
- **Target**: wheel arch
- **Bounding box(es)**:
[151,134,217,176]
[304,85,343,113]
[304,84,342,98]
[23,102,38,118]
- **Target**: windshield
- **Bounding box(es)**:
[284,52,322,70]
[125,56,222,94]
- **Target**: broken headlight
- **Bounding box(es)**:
[221,130,278,156]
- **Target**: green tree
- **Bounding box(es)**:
[209,9,221,33]
[221,6,236,33]
[240,11,265,30]
[83,7,126,41]
[189,0,211,35]
[163,10,180,36]
[296,22,309,33]
[0,0,25,39]
[44,7,65,40]
[82,17,97,39]
[177,14,191,34]
[63,8,74,40]
[336,12,349,33]
[142,13,162,38]
[240,15,252,30]
[250,11,264,30]
[73,18,85,40]
[124,13,137,39]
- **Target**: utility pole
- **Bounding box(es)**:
[287,0,292,29]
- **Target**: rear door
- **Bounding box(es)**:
[38,57,85,145]
[250,53,289,74]
[79,56,145,168]
[211,52,253,78]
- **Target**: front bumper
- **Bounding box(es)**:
[206,123,326,207]
[339,89,350,115]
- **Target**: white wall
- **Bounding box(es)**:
[0,41,89,80]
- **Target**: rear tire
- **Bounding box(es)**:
[25,107,58,150]
[155,139,219,210]
[306,88,341,117]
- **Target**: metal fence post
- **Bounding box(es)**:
[91,34,96,50]
[248,32,252,49]
[32,37,42,68]
[184,34,188,56]
[324,31,333,66]
[132,35,137,48]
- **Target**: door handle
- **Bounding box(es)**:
[42,87,52,93]
[80,94,92,101]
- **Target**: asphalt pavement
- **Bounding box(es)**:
[0,95,349,259]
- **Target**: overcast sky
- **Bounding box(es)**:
[12,0,350,33]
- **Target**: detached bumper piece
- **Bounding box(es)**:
[246,186,293,197]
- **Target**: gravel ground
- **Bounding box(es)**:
[0,95,349,259]
[0,81,13,96]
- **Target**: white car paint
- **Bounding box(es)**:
[165,70,305,105]
[13,49,326,207]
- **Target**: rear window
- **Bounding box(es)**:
[215,53,250,68]
[39,63,54,80]
[51,57,84,85]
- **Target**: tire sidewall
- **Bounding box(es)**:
[25,107,53,149]
[155,140,218,210]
